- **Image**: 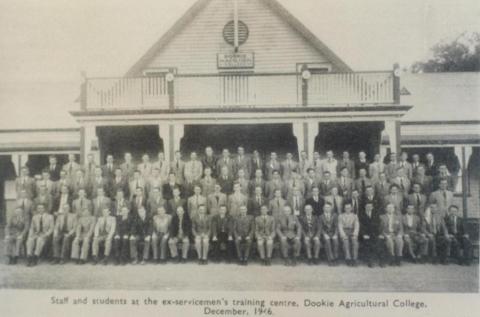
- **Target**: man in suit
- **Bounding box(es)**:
[131,186,146,214]
[354,168,372,196]
[265,170,285,199]
[421,203,449,264]
[407,183,427,216]
[235,169,250,196]
[163,172,182,200]
[26,204,54,266]
[184,152,203,195]
[369,153,385,183]
[312,152,323,177]
[305,186,324,216]
[338,202,360,266]
[192,205,211,265]
[171,151,185,184]
[129,205,152,265]
[84,153,97,182]
[147,187,165,215]
[265,152,282,181]
[113,205,131,265]
[151,206,172,263]
[89,166,109,199]
[324,187,343,214]
[63,153,80,180]
[248,185,267,217]
[37,170,57,198]
[52,204,77,264]
[337,151,356,179]
[233,205,255,265]
[110,167,128,198]
[304,168,321,198]
[202,146,217,177]
[112,189,130,216]
[208,183,227,217]
[71,208,96,265]
[234,146,251,179]
[429,179,454,217]
[411,154,424,178]
[300,205,321,264]
[92,207,116,265]
[71,169,89,198]
[374,172,390,199]
[137,154,153,181]
[56,170,72,198]
[383,184,404,215]
[402,204,427,263]
[276,205,302,267]
[72,188,92,216]
[146,167,164,197]
[362,186,380,214]
[298,151,312,178]
[444,205,472,265]
[250,150,264,178]
[120,152,136,181]
[285,171,306,198]
[92,188,112,218]
[268,189,287,219]
[385,153,398,181]
[200,167,217,198]
[17,189,34,219]
[355,151,369,178]
[168,187,186,215]
[227,182,248,218]
[34,184,53,214]
[350,189,362,215]
[217,166,234,195]
[152,152,170,183]
[424,152,438,177]
[216,149,235,179]
[320,151,338,180]
[210,205,234,263]
[129,170,146,200]
[287,185,305,217]
[398,152,413,180]
[188,185,207,219]
[255,205,276,266]
[102,154,116,181]
[5,207,30,265]
[338,167,354,199]
[249,169,266,197]
[319,171,337,197]
[168,206,191,263]
[433,164,455,192]
[47,155,63,181]
[281,152,298,181]
[359,202,381,267]
[379,203,404,266]
[413,165,433,197]
[15,167,35,199]
[391,167,411,195]
[319,203,339,265]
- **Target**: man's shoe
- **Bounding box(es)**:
[59,259,66,265]
[92,257,98,265]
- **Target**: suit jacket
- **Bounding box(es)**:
[385,162,398,180]
[162,182,183,200]
[5,210,29,237]
[75,215,96,239]
[268,197,287,219]
[115,213,132,237]
[211,214,233,237]
[137,162,153,180]
[383,193,405,214]
[374,180,390,198]
[200,177,217,197]
[369,162,385,182]
[47,164,63,181]
[151,214,172,235]
[207,192,227,216]
[170,160,185,184]
[227,193,248,218]
[16,198,34,218]
[276,214,302,239]
[169,214,191,239]
[407,193,427,215]
[94,215,116,238]
[63,162,81,178]
[337,159,356,178]
[184,160,203,184]
[397,161,413,179]
[281,159,298,180]
[236,178,250,195]
[72,197,93,215]
[298,159,312,177]
[402,214,422,235]
[15,177,36,199]
[379,214,403,236]
[319,213,338,237]
[424,161,438,177]
[250,157,264,176]
[167,197,186,215]
[391,176,411,194]
[265,160,281,180]
[53,193,73,213]
[129,211,152,238]
[217,175,234,195]
[338,213,360,237]
[433,174,455,192]
[110,177,129,198]
[354,160,369,178]
[444,214,466,236]
[112,198,131,216]
[128,178,146,199]
[191,214,211,236]
[324,195,344,214]
[92,196,112,218]
[305,196,324,216]
[411,162,425,178]
[248,195,268,217]
[28,213,54,238]
[304,176,321,198]
[36,179,57,197]
[285,178,306,198]
[319,180,338,196]
[320,159,338,179]
[299,215,321,238]
[71,177,89,196]
[120,162,136,180]
[287,194,305,216]
[202,155,217,176]
[362,195,381,214]
[34,194,53,213]
[152,160,170,181]
[255,215,275,239]
[146,176,164,195]
[337,176,354,199]
[412,175,433,196]
[354,177,373,194]
[89,176,109,198]
[101,163,116,180]
[187,194,207,219]
[233,214,255,238]
[249,178,267,196]
[422,213,447,236]
[234,155,252,178]
[216,158,235,178]
[428,190,454,216]
[265,179,286,199]
[147,196,166,214]
[359,210,380,239]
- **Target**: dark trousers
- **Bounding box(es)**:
[361,237,384,264]
[447,235,472,264]
[235,236,252,260]
[211,232,235,261]
[113,236,129,263]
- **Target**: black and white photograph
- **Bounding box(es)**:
[0,0,479,316]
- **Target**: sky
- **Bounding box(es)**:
[0,0,479,128]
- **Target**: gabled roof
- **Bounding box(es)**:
[125,0,352,76]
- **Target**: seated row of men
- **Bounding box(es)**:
[5,197,472,267]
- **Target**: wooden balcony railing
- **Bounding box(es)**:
[83,71,397,110]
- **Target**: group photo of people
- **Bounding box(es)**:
[4,147,473,268]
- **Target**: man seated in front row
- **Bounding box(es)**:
[338,201,360,266]
[402,204,427,263]
[151,206,172,263]
[192,205,210,265]
[168,206,191,263]
[129,205,152,265]
[71,208,96,265]
[422,203,448,264]
[52,204,77,264]
[255,205,276,266]
[92,207,117,265]
[276,205,302,266]
[299,204,321,265]
[211,205,235,263]
[379,203,404,266]
[319,203,339,266]
[26,204,54,267]
[233,205,255,265]
[113,206,131,265]
[5,207,30,265]
[444,205,472,266]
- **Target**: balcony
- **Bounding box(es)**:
[82,71,397,111]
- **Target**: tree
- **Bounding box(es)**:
[411,32,480,73]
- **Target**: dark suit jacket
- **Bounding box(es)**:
[167,197,186,215]
[162,182,183,200]
[299,215,321,238]
[217,176,234,195]
[359,210,380,240]
[48,165,62,181]
[169,214,192,239]
[305,196,324,216]
[211,214,234,237]
[202,155,217,176]
[444,214,466,237]
[129,211,152,238]
[248,196,268,217]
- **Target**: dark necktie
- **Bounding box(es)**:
[443,191,447,207]
[416,194,421,207]
[39,215,43,233]
[333,197,338,213]
[263,216,267,235]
